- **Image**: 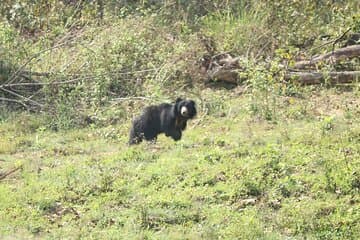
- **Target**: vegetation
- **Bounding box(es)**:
[1,1,360,239]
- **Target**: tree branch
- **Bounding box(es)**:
[5,41,75,85]
[0,78,83,88]
[0,97,28,108]
[286,71,360,85]
[0,87,43,107]
[294,45,360,69]
[0,166,23,181]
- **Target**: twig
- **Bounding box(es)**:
[0,87,43,107]
[255,40,271,60]
[310,27,352,53]
[0,97,28,108]
[0,78,83,88]
[9,68,156,82]
[332,28,352,53]
[5,29,85,84]
[210,51,231,60]
[60,68,157,78]
[6,42,70,85]
[0,166,23,181]
[64,0,86,29]
[17,70,51,77]
[111,96,153,102]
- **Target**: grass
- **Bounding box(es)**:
[0,87,360,239]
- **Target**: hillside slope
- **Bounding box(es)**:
[1,88,359,239]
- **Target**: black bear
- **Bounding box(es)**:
[129,98,197,145]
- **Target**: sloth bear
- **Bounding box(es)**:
[129,98,197,145]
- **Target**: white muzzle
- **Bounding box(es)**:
[180,106,188,117]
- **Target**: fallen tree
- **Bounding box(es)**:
[200,45,360,86]
[293,45,360,69]
[200,53,243,84]
[286,71,360,85]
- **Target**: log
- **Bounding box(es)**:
[204,53,242,84]
[207,68,238,84]
[294,45,360,69]
[286,71,360,85]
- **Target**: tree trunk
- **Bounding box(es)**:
[294,45,360,69]
[286,71,360,85]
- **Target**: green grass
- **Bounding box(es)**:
[1,87,360,239]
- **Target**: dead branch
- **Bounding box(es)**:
[111,96,153,102]
[0,86,43,107]
[5,42,71,85]
[310,28,352,53]
[4,28,86,85]
[294,45,360,69]
[32,68,156,79]
[0,78,83,88]
[0,166,23,181]
[207,68,238,84]
[20,70,51,77]
[286,71,360,85]
[0,97,28,108]
[331,28,352,52]
[203,53,241,84]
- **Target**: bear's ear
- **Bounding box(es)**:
[175,97,183,103]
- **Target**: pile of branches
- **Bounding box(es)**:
[0,66,80,110]
[0,64,153,111]
[287,44,360,85]
[199,34,360,86]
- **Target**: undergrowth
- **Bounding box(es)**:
[1,1,360,239]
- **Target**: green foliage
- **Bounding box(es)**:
[1,2,360,237]
[321,116,335,134]
[263,1,359,49]
[245,61,282,121]
[201,4,269,55]
[2,0,360,127]
[0,0,105,35]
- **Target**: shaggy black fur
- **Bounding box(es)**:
[129,98,196,145]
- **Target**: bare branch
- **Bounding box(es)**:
[0,87,43,107]
[0,78,83,88]
[0,166,23,181]
[5,43,71,85]
[111,96,153,102]
[286,71,360,85]
[332,28,352,53]
[310,28,352,53]
[294,45,360,69]
[0,97,28,108]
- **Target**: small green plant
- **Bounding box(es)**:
[321,116,335,134]
[246,62,280,121]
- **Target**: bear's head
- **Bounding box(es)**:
[175,98,197,119]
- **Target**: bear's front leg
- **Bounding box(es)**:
[166,130,182,141]
[129,127,144,145]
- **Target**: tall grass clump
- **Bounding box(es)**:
[201,2,270,56]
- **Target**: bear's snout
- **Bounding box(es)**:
[180,106,188,117]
